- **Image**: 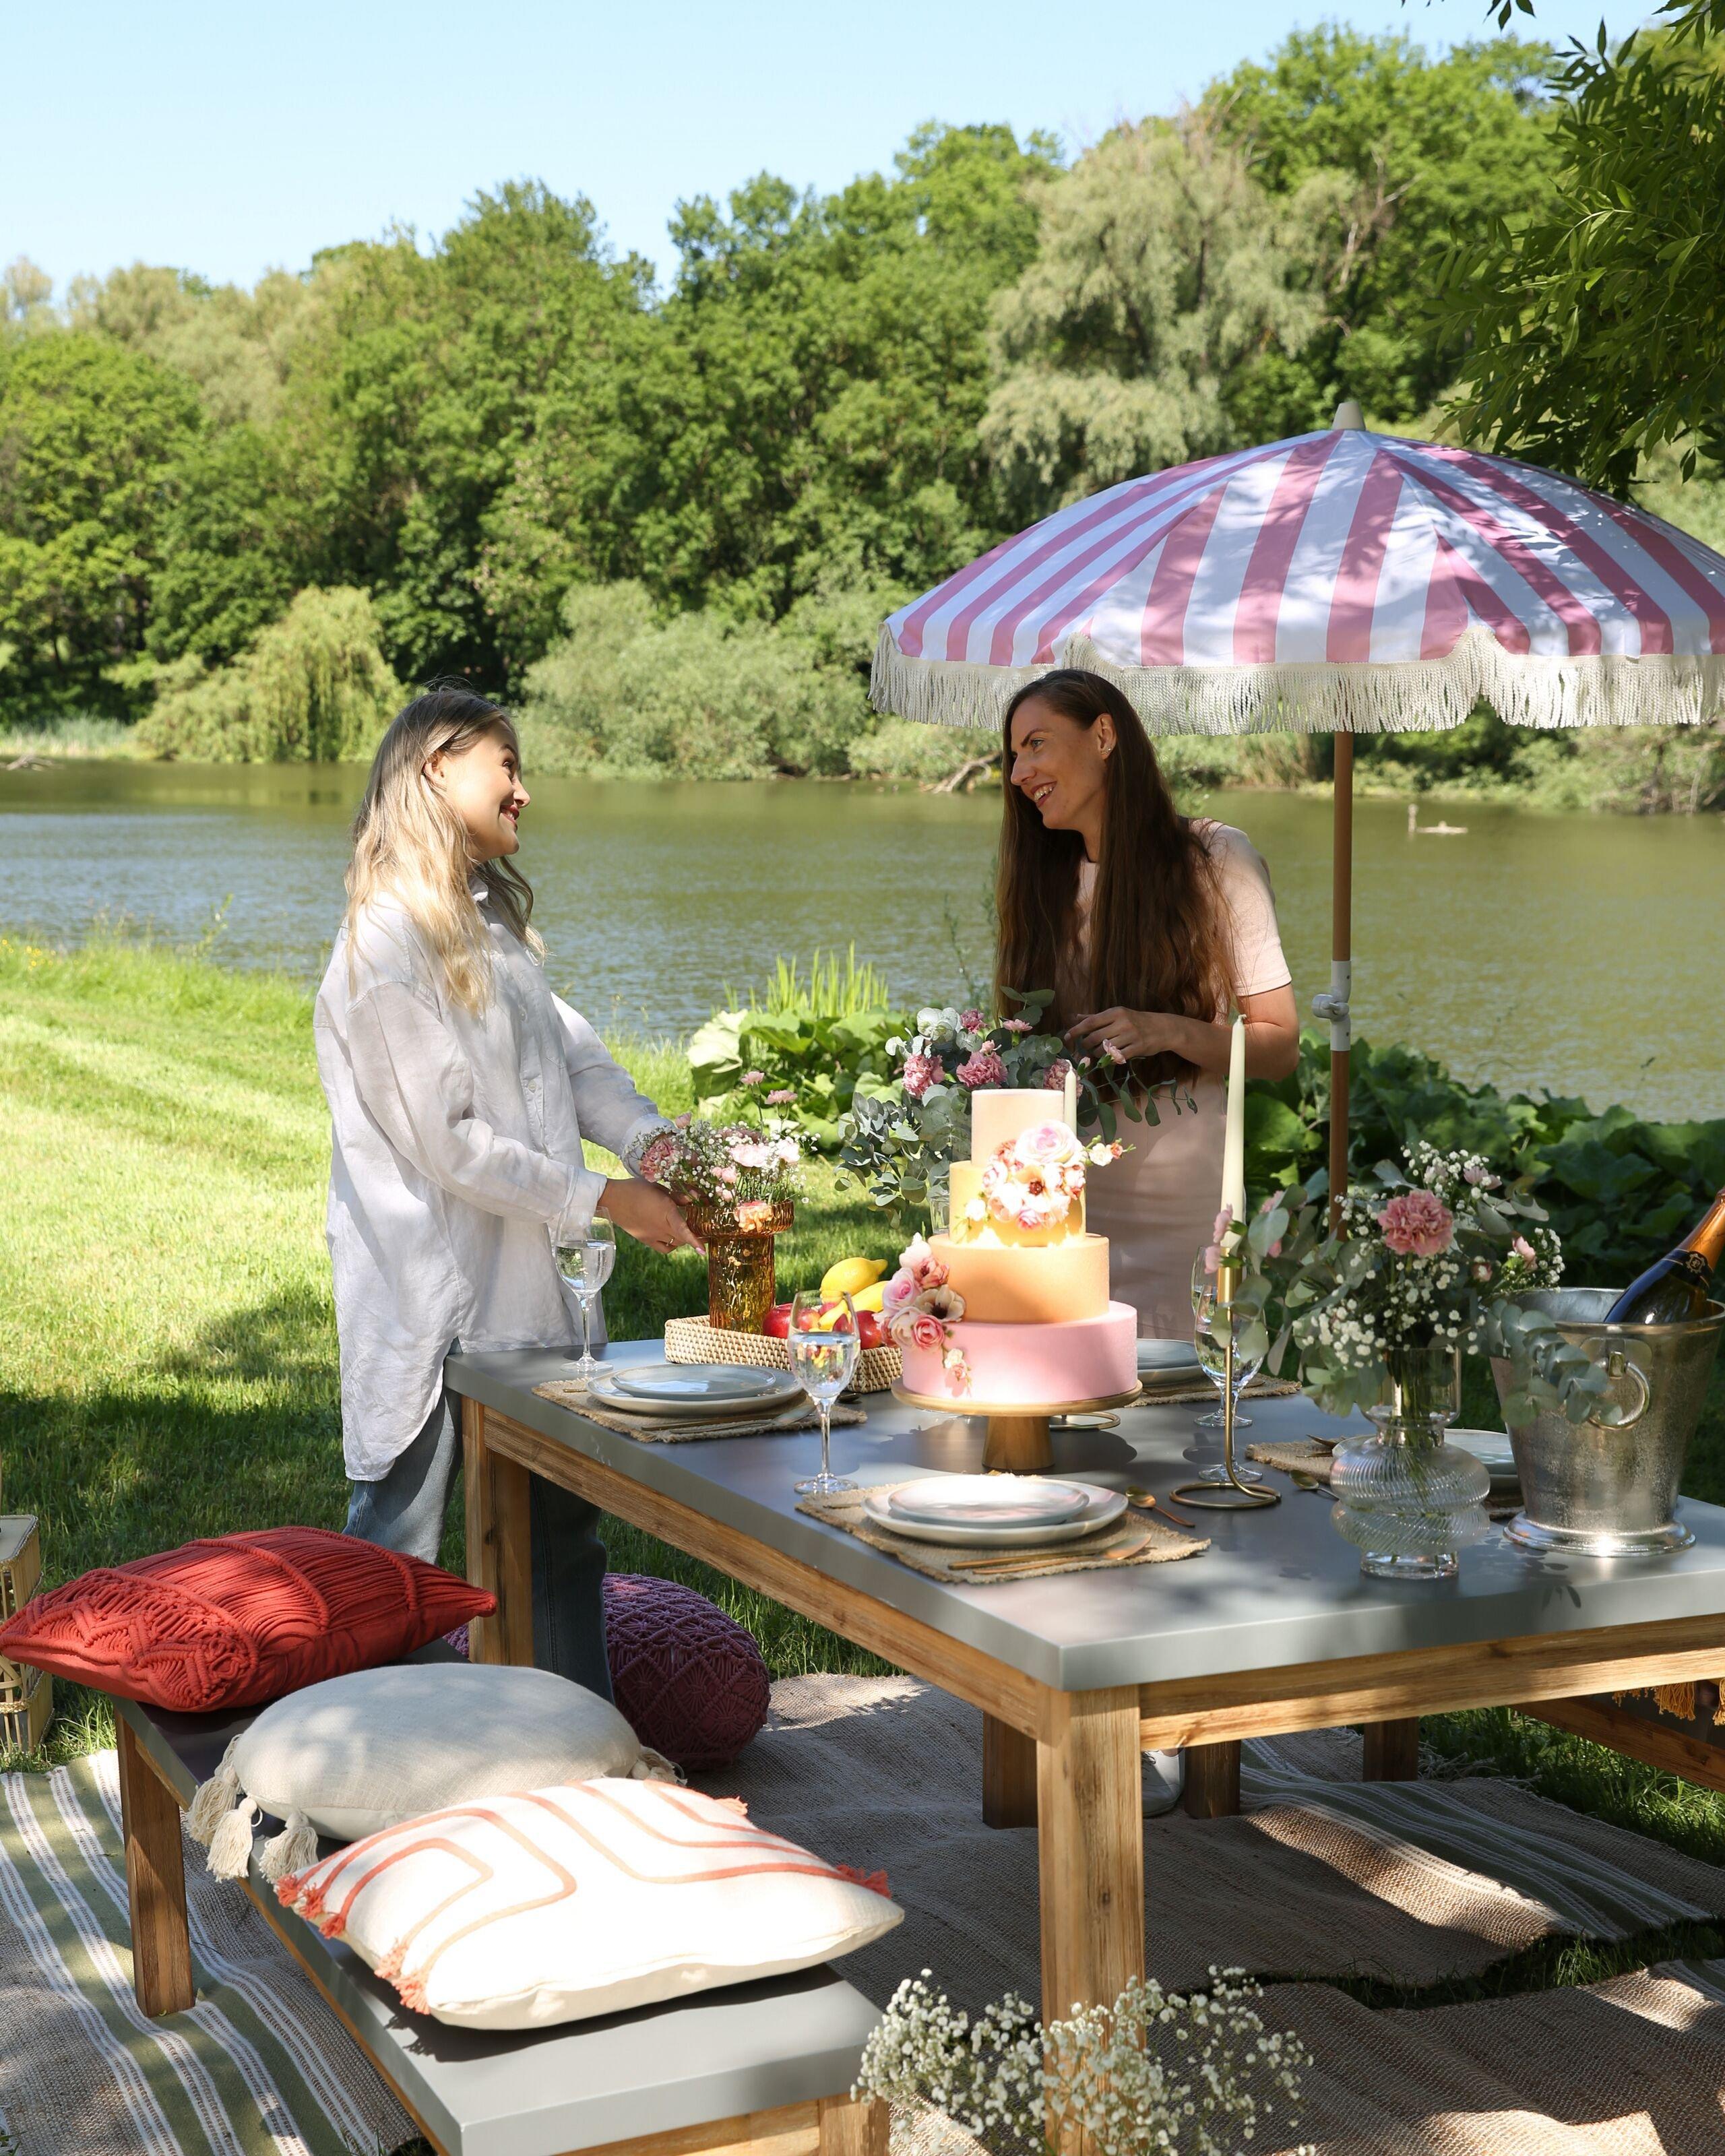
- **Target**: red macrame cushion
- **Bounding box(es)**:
[0,1527,495,1713]
[604,1574,770,1771]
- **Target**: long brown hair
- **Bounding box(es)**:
[994,669,1231,1083]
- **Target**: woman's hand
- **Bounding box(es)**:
[1068,1007,1191,1065]
[598,1177,703,1255]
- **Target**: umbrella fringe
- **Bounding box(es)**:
[871,623,1725,737]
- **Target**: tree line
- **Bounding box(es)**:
[1,23,1719,798]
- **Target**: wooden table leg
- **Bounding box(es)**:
[983,1712,1039,1827]
[819,2095,889,2156]
[1181,1738,1241,1817]
[462,1401,534,1667]
[1363,1717,1420,1781]
[1036,1687,1145,2025]
[117,1717,194,2017]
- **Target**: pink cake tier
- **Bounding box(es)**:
[898,1302,1138,1409]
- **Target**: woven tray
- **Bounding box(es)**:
[664,1314,902,1395]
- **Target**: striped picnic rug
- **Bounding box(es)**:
[0,1752,412,2156]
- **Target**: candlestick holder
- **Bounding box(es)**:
[1172,1322,1280,1511]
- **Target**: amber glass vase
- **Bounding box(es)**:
[687,1201,795,1333]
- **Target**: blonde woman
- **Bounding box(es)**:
[314,687,696,1694]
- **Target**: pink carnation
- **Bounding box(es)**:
[902,1052,944,1100]
[999,1017,1032,1034]
[1043,1056,1072,1091]
[960,1009,987,1033]
[956,1048,1007,1090]
[1377,1189,1455,1259]
[741,1070,765,1087]
[766,1088,796,1106]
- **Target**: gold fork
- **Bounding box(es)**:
[948,1542,1149,1575]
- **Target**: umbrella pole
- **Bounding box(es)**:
[1327,735,1354,1228]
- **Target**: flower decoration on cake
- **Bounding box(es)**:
[883,1234,972,1392]
[969,1122,1125,1236]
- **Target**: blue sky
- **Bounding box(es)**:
[10,1,1649,296]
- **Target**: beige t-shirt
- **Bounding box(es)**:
[1072,823,1292,1338]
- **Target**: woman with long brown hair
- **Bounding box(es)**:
[997,668,1300,1337]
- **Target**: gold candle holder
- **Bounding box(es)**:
[1172,1263,1280,1512]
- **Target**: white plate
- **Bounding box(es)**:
[586,1370,802,1423]
[1451,1429,1519,1473]
[1138,1339,1202,1374]
[607,1363,802,1409]
[886,1476,1094,1529]
[864,1484,1127,1548]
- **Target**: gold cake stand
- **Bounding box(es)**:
[891,1381,1145,1472]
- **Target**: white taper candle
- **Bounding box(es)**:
[1221,1015,1247,1234]
[1063,1065,1077,1132]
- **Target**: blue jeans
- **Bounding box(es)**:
[344,1387,613,1701]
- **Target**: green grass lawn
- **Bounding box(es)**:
[0,932,895,1767]
[6,927,1725,1940]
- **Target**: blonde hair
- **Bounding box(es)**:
[346,687,541,1013]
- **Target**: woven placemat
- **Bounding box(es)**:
[795,1482,1207,1583]
[532,1381,867,1444]
[1137,1372,1303,1408]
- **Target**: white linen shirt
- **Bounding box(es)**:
[313,891,669,1480]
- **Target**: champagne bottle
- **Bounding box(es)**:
[1604,1188,1725,1325]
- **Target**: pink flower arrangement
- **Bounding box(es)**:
[1376,1190,1455,1259]
[955,1047,1007,1090]
[902,1052,945,1100]
[1043,1056,1071,1091]
[884,1235,969,1381]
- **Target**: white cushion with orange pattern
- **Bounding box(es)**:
[276,1777,902,2030]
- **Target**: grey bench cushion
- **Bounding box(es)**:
[116,1661,881,2156]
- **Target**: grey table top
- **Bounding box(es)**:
[449,1343,1725,1695]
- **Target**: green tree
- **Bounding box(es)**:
[1205,29,1559,435]
[1440,25,1725,490]
[980,114,1322,522]
[0,331,201,714]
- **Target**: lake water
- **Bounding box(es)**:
[3,760,1722,1122]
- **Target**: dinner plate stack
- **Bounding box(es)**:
[862,1474,1127,1548]
[1135,1338,1206,1400]
[584,1363,805,1424]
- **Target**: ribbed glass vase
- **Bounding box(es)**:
[1329,1347,1491,1580]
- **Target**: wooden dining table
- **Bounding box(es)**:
[447,1343,1725,2025]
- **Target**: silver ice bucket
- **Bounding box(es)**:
[1490,1288,1724,1556]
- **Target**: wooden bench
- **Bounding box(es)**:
[109,1670,887,2156]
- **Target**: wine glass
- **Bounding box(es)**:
[556,1215,616,1384]
[789,1288,859,1496]
[1191,1257,1265,1484]
[1190,1250,1255,1431]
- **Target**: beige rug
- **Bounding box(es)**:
[696,1677,1725,2007]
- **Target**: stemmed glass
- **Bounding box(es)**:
[790,1288,859,1497]
[1191,1253,1265,1484]
[556,1215,616,1384]
[1191,1252,1254,1431]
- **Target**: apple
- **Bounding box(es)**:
[856,1310,884,1351]
[763,1301,792,1339]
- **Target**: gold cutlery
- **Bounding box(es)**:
[947,1542,1148,1575]
[1125,1486,1198,1530]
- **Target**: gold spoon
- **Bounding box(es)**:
[1126,1486,1199,1529]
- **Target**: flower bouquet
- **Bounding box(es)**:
[838,990,1181,1226]
[1224,1141,1629,1576]
[639,1114,804,1332]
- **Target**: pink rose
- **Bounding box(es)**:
[1043,1057,1072,1091]
[1016,1208,1043,1232]
[961,1009,987,1033]
[908,1313,945,1352]
[731,1141,775,1170]
[902,1052,944,1100]
[1377,1190,1455,1259]
[883,1268,918,1310]
[956,1048,1007,1090]
[1015,1120,1083,1169]
[897,1233,948,1291]
[1513,1235,1536,1263]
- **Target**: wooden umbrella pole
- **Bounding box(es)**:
[1327,733,1354,1230]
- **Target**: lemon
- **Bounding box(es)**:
[819,1256,887,1300]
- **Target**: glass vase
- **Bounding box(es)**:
[688,1202,794,1333]
[1329,1346,1491,1581]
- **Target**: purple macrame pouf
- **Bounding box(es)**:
[603,1573,770,1771]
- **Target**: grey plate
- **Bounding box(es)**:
[607,1362,802,1407]
[1138,1338,1202,1374]
[586,1368,803,1422]
[862,1484,1127,1548]
[886,1475,1094,1529]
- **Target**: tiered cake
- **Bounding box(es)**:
[893,1090,1137,1406]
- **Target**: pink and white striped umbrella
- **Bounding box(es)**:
[873,422,1725,736]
